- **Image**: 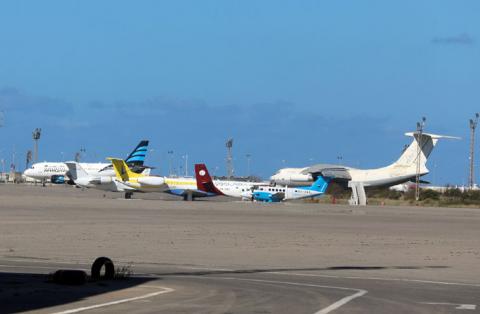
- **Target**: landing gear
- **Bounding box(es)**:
[348,181,367,206]
[183,192,194,201]
[125,192,133,199]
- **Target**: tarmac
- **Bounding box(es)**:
[1,184,479,313]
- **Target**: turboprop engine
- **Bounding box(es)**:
[270,168,313,186]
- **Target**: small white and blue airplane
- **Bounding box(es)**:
[244,176,331,202]
[194,163,331,202]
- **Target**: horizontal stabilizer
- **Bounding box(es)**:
[404,132,461,140]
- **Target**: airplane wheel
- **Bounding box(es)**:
[125,192,133,199]
[183,193,194,201]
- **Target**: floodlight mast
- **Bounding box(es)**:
[469,113,479,189]
[32,128,41,163]
[415,117,426,202]
[226,138,234,178]
[167,150,174,176]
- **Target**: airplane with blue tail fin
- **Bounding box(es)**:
[25,140,151,184]
[247,175,331,202]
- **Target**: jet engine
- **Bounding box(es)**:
[137,176,165,186]
[99,176,113,184]
[50,175,65,184]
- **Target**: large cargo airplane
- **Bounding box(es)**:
[195,163,330,202]
[23,140,149,183]
[270,131,459,205]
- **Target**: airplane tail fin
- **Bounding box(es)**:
[108,158,141,181]
[125,140,149,166]
[65,162,88,180]
[308,176,331,193]
[194,164,224,195]
[392,132,459,172]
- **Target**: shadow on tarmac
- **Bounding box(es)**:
[0,271,156,314]
[153,265,450,277]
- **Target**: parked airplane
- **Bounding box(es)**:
[23,140,150,183]
[195,163,330,202]
[65,161,135,192]
[270,132,459,205]
[195,163,267,198]
[108,158,166,198]
[108,158,221,200]
[246,176,331,202]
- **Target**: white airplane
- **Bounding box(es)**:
[23,162,107,183]
[65,161,135,192]
[195,163,329,202]
[243,176,331,202]
[23,140,149,183]
[194,163,268,199]
[270,132,459,205]
[107,157,215,200]
[108,158,167,198]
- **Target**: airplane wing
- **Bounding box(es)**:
[271,192,285,201]
[301,164,352,180]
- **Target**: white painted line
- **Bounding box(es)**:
[177,265,232,271]
[315,289,367,314]
[50,286,174,314]
[181,276,367,314]
[268,272,480,287]
[419,302,477,310]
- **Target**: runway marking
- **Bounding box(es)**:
[177,275,367,314]
[419,302,477,310]
[314,289,367,314]
[268,272,480,287]
[49,286,174,314]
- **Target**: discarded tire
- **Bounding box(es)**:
[52,270,87,285]
[91,257,115,280]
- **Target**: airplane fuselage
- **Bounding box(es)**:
[24,162,113,181]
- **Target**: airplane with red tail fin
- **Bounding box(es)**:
[194,163,267,199]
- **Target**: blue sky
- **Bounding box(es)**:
[0,1,479,184]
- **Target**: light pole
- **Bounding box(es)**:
[468,113,479,189]
[246,154,251,177]
[226,138,234,178]
[337,155,343,165]
[182,154,188,177]
[415,117,426,201]
[32,128,41,162]
[0,159,4,183]
[167,150,174,176]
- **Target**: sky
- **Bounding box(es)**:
[0,1,479,184]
